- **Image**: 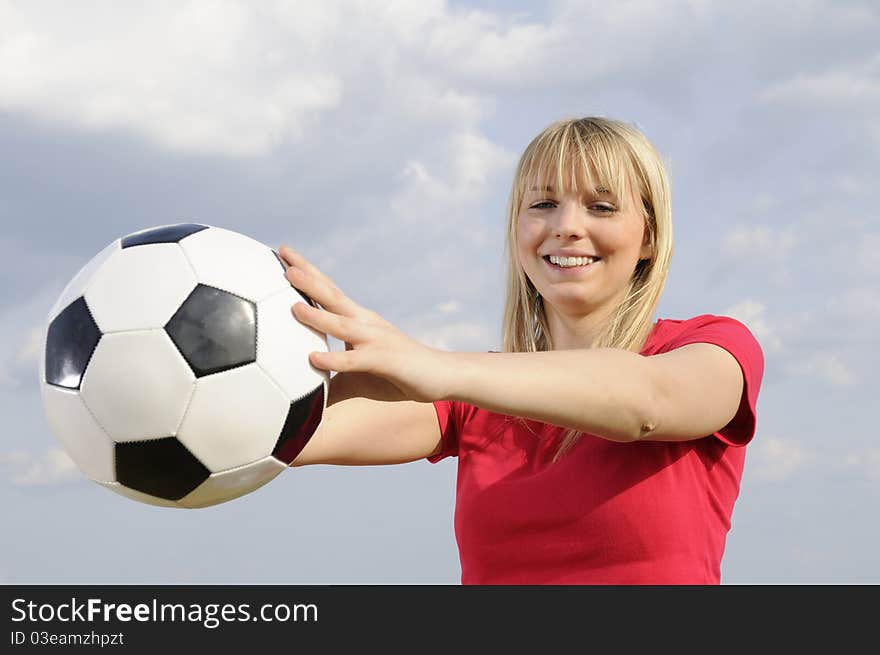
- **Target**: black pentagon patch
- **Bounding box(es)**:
[165,284,256,377]
[272,249,317,308]
[116,437,210,501]
[45,297,102,390]
[121,223,209,248]
[273,384,324,464]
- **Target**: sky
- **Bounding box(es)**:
[1,0,878,584]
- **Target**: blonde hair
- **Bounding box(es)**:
[500,117,673,461]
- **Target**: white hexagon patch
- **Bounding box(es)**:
[81,330,195,441]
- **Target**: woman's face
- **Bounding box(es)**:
[516,175,652,319]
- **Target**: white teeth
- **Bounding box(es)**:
[548,255,596,267]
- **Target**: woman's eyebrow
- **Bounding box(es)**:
[527,185,614,196]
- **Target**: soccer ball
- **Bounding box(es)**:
[39,223,329,509]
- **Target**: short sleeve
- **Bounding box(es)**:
[661,315,765,447]
[427,400,460,463]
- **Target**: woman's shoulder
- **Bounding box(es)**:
[646,313,762,355]
[654,312,747,329]
[652,312,755,334]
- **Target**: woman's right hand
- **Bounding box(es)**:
[275,247,443,466]
[277,245,404,404]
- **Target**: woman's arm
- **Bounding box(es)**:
[290,370,442,466]
[442,343,743,443]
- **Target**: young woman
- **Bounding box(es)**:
[278,116,764,585]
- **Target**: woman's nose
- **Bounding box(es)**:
[551,200,586,239]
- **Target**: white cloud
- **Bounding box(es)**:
[0,1,724,157]
[451,131,515,193]
[845,449,880,482]
[719,301,869,390]
[281,129,513,305]
[0,324,43,389]
[1,0,874,162]
[0,2,528,155]
[758,54,880,109]
[0,447,80,486]
[750,440,880,486]
[722,224,796,259]
[721,224,797,286]
[757,52,880,154]
[283,127,513,307]
[787,352,859,387]
[0,282,60,390]
[748,436,814,482]
[723,299,783,354]
[436,301,461,315]
[16,326,42,368]
[424,9,562,85]
[827,287,880,322]
[411,320,493,352]
[403,299,495,351]
[390,131,515,232]
[0,2,344,156]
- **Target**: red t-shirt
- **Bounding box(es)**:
[429,314,764,585]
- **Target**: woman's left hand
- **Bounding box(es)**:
[278,245,456,403]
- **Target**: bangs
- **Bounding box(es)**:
[515,121,638,208]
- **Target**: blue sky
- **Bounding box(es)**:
[1,0,878,583]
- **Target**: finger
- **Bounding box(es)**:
[278,246,337,290]
[281,252,362,318]
[293,302,367,344]
[277,246,294,266]
[308,348,360,374]
[284,266,321,305]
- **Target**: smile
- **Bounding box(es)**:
[542,255,599,272]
